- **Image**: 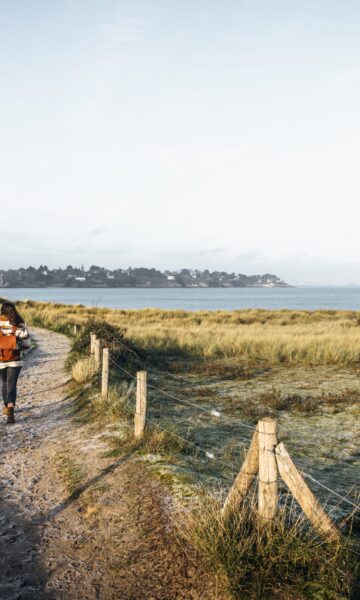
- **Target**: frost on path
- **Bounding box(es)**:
[0,328,225,600]
[0,328,71,599]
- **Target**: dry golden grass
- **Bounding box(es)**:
[71,357,96,384]
[178,493,358,599]
[16,300,360,366]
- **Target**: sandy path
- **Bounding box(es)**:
[0,329,226,600]
[0,328,72,599]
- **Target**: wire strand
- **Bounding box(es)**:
[106,347,360,511]
[301,472,360,512]
[107,334,360,448]
[109,354,257,433]
[108,356,137,380]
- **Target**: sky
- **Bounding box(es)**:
[1,1,360,285]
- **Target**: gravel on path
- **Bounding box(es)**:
[0,328,227,600]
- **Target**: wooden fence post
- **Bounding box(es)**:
[222,430,259,518]
[219,417,340,541]
[134,371,147,439]
[258,417,278,522]
[94,338,101,371]
[90,333,96,355]
[275,442,340,540]
[102,348,109,399]
[73,324,78,336]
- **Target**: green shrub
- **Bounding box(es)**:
[71,319,141,372]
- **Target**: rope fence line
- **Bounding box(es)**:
[89,332,359,540]
[106,352,360,509]
[108,356,137,380]
[102,388,240,484]
[106,333,360,456]
[108,355,275,437]
[72,331,358,445]
[109,373,248,472]
[142,412,216,460]
[93,360,360,514]
[110,409,237,487]
[144,413,245,474]
[152,394,360,458]
[103,381,227,465]
[108,354,360,480]
[135,392,360,510]
[291,455,360,483]
[302,472,360,511]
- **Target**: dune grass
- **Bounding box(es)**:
[72,372,360,599]
[43,310,359,600]
[71,357,96,384]
[13,299,360,367]
[178,493,359,600]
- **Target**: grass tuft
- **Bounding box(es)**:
[177,494,359,599]
[71,357,96,383]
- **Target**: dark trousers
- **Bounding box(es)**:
[0,367,22,406]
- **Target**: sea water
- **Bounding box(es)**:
[2,286,360,311]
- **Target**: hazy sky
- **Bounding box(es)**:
[1,1,360,284]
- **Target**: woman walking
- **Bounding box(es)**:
[0,302,30,424]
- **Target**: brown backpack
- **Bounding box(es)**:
[0,327,20,362]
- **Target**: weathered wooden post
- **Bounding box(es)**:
[90,332,96,355]
[94,337,102,371]
[221,415,340,542]
[275,443,340,540]
[102,348,109,399]
[222,430,259,518]
[134,371,147,439]
[73,324,78,336]
[258,417,278,522]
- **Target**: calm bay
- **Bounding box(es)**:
[2,286,360,311]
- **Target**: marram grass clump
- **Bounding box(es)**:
[71,357,96,384]
[177,494,359,600]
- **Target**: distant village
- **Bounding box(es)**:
[0,266,290,288]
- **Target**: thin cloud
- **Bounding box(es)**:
[235,251,260,261]
[88,227,108,237]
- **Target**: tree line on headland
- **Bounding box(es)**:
[0,265,290,288]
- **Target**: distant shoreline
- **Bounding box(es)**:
[0,284,293,290]
[2,286,360,312]
[0,267,290,289]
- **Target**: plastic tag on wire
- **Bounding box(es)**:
[211,410,221,418]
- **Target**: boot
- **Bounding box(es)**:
[6,407,15,425]
[3,406,8,416]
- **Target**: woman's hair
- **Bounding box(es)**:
[0,302,25,326]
